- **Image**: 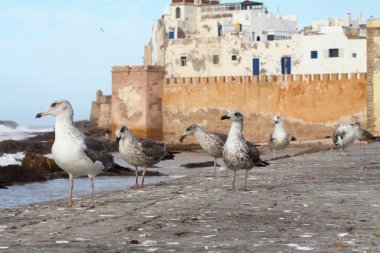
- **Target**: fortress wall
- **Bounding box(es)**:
[163,73,367,144]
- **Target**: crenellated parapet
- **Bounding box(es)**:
[165,73,366,85]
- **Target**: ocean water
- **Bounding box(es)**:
[0,176,177,209]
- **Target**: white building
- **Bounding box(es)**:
[144,0,367,77]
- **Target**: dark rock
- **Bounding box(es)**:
[181,161,219,168]
[21,152,62,174]
[0,165,47,185]
[0,140,53,155]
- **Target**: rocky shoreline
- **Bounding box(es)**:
[0,121,165,187]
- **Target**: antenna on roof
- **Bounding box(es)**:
[277,3,280,14]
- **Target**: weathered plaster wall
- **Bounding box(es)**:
[367,19,380,135]
[165,34,366,78]
[163,73,367,144]
[90,90,112,129]
[111,66,165,139]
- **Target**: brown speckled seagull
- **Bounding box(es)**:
[116,125,175,189]
[221,111,268,191]
[179,124,227,176]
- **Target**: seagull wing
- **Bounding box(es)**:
[360,128,374,140]
[246,141,268,166]
[210,132,227,145]
[137,137,166,160]
[83,136,114,170]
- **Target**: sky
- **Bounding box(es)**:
[0,0,379,126]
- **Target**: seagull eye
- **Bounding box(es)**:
[51,103,57,107]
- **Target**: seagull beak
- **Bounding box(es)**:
[179,134,187,143]
[221,115,230,120]
[35,112,47,119]
[116,136,121,144]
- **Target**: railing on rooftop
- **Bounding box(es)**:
[223,24,250,34]
[201,3,264,13]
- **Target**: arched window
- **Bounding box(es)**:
[176,7,181,19]
[257,36,261,41]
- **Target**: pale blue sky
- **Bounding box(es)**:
[0,0,378,126]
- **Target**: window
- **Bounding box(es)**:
[257,36,261,41]
[352,53,357,58]
[267,35,275,41]
[213,55,219,64]
[311,51,318,59]
[329,48,339,58]
[180,56,187,67]
[231,55,237,61]
[176,7,181,19]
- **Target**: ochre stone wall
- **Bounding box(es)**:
[163,73,367,144]
[111,65,165,140]
[90,90,112,129]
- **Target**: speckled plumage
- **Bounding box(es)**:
[268,115,289,155]
[333,124,358,155]
[36,99,114,207]
[180,125,226,175]
[221,112,268,190]
[116,125,173,188]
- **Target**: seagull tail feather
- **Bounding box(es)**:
[256,160,269,167]
[163,151,177,160]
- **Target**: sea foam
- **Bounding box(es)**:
[0,124,53,142]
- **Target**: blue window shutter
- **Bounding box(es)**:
[287,57,291,74]
[169,31,174,40]
[281,57,285,75]
[253,58,260,76]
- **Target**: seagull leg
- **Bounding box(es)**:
[244,170,249,191]
[228,170,237,191]
[134,166,139,189]
[68,174,73,207]
[213,158,217,177]
[89,176,95,208]
[141,166,146,188]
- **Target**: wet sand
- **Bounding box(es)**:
[0,141,379,252]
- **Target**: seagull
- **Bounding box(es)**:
[99,27,105,33]
[36,99,116,208]
[179,124,226,176]
[333,123,358,155]
[354,122,376,149]
[221,111,268,191]
[268,115,289,158]
[116,125,175,189]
